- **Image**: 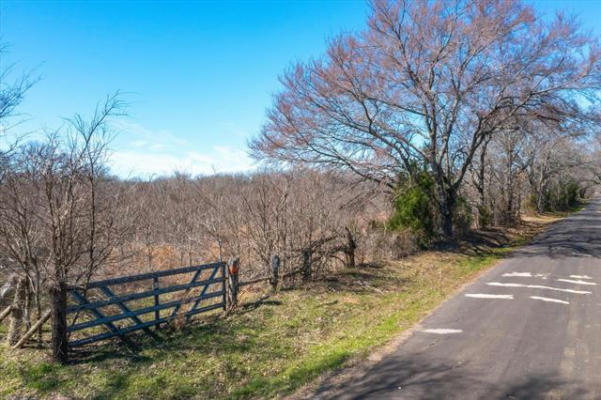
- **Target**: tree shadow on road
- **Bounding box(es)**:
[311,351,590,399]
[512,218,601,259]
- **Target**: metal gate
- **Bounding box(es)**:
[66,262,226,347]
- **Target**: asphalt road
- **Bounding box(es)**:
[314,198,601,399]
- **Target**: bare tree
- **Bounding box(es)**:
[0,44,35,195]
[0,44,39,343]
[0,152,48,345]
[43,95,124,362]
[0,94,124,362]
[523,128,586,213]
[0,44,35,130]
[250,0,601,238]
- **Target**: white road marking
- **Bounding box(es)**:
[465,293,514,299]
[530,296,570,305]
[487,282,591,294]
[557,279,597,286]
[570,275,593,280]
[502,272,548,279]
[421,328,463,334]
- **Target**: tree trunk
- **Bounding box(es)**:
[6,277,27,346]
[537,192,545,213]
[441,210,454,239]
[24,283,31,330]
[344,227,357,268]
[50,284,69,364]
[431,156,457,240]
[35,269,43,346]
[505,153,515,224]
[477,138,491,210]
[302,248,312,281]
[536,172,547,213]
[439,187,456,240]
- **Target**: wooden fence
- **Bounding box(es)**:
[1,254,308,362]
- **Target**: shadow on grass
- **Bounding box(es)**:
[311,270,410,294]
[231,348,352,399]
[236,294,283,315]
[18,363,62,393]
[91,372,132,400]
[67,291,290,364]
[51,310,286,398]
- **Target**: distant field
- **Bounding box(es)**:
[0,215,563,400]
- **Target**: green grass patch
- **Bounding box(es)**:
[0,224,548,400]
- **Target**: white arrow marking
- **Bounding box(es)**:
[465,293,514,299]
[530,296,569,305]
[487,282,591,294]
[570,275,593,280]
[421,328,463,334]
[557,279,596,286]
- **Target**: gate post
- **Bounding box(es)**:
[50,283,68,364]
[152,276,160,329]
[227,257,240,309]
[270,255,280,291]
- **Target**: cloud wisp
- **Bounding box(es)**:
[109,121,255,178]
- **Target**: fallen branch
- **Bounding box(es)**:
[12,309,51,349]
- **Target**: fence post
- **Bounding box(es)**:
[49,283,68,364]
[303,248,311,281]
[270,255,280,291]
[345,227,357,269]
[227,257,240,309]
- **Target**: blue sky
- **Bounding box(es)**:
[0,0,599,178]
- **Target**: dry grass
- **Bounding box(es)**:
[0,215,562,400]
